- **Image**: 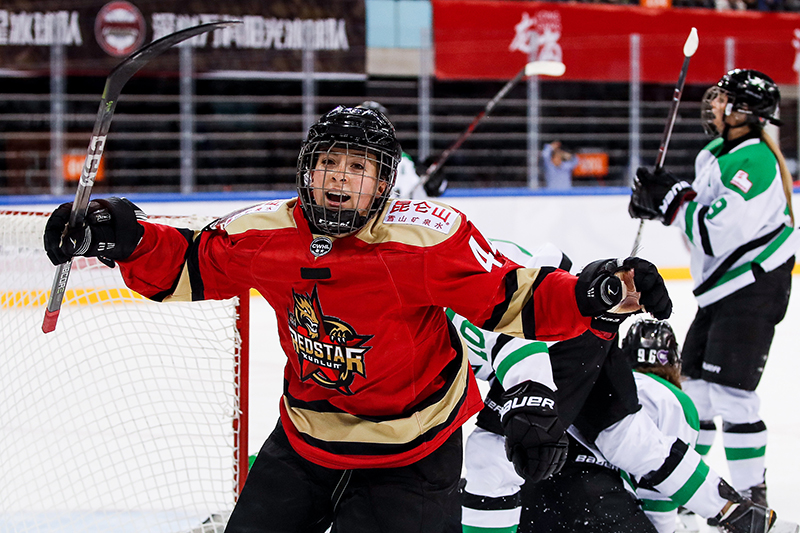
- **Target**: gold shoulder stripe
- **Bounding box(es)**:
[492,267,541,338]
[358,199,462,247]
[163,265,195,302]
[214,199,297,236]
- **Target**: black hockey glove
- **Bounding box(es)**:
[44,197,145,267]
[416,156,448,197]
[621,257,672,320]
[629,167,696,226]
[710,479,777,533]
[500,381,568,483]
[574,258,625,317]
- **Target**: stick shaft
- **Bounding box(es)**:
[413,65,528,193]
[631,41,695,257]
[42,21,237,333]
[655,55,692,170]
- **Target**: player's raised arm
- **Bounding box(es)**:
[422,216,671,342]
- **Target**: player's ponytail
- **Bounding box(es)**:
[761,129,794,226]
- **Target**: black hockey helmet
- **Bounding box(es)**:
[701,69,782,135]
[297,105,401,236]
[621,318,680,370]
[358,100,389,115]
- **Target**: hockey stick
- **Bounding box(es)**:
[630,28,698,256]
[411,60,566,195]
[42,20,240,334]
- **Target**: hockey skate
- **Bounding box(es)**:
[741,482,768,507]
[712,500,776,533]
[709,480,775,533]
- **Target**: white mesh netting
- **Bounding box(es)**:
[0,211,242,533]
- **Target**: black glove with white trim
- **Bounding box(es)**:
[629,167,696,225]
[574,257,672,330]
[574,258,625,317]
[500,381,568,483]
[622,257,672,320]
[44,197,145,267]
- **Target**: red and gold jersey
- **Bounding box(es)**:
[119,198,594,469]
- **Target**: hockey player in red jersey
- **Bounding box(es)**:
[44,105,672,533]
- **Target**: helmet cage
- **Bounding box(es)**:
[622,318,680,370]
[701,86,727,136]
[297,106,401,236]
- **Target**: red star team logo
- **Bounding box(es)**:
[287,286,373,395]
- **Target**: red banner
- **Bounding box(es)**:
[433,0,800,85]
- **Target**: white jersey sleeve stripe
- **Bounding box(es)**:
[494,339,553,391]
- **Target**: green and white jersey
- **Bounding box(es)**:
[597,372,726,532]
[446,240,567,392]
[390,152,429,200]
[674,134,799,307]
[633,372,702,531]
[635,372,699,449]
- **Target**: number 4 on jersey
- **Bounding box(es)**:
[469,236,503,272]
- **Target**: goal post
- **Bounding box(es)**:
[0,210,248,533]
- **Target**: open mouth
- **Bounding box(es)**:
[325,191,351,206]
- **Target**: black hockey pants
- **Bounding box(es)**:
[225,419,462,533]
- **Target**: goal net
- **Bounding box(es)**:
[0,210,248,533]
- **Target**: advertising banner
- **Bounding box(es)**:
[0,0,365,75]
[433,0,800,85]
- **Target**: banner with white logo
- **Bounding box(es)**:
[0,0,364,75]
[433,0,800,85]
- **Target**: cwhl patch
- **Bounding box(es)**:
[382,199,457,234]
[210,200,288,231]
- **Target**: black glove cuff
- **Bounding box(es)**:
[94,197,145,260]
[499,381,557,426]
[575,259,624,317]
[660,183,695,225]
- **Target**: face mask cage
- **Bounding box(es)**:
[297,140,398,236]
[701,86,730,136]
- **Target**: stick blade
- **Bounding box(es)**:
[525,61,566,78]
[107,20,242,95]
[683,27,699,57]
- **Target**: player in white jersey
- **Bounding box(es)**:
[456,242,778,533]
[530,318,784,533]
[629,69,797,506]
[619,318,699,533]
[358,101,448,200]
